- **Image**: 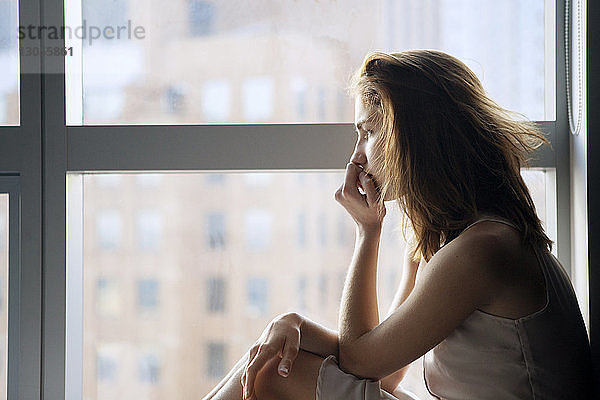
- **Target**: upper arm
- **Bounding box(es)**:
[339,230,505,380]
[384,248,422,319]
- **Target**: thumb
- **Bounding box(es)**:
[278,358,291,377]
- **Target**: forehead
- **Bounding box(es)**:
[354,97,378,129]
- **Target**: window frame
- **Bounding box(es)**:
[0,0,577,398]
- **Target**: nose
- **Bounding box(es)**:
[350,138,367,166]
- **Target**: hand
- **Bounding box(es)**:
[335,162,386,234]
[241,312,303,400]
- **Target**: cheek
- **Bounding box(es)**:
[365,141,380,166]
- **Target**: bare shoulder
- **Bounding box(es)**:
[420,222,522,306]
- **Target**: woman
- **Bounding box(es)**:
[203,50,595,400]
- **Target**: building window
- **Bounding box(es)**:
[138,352,160,384]
[96,277,120,317]
[206,173,226,185]
[206,342,226,379]
[201,79,231,122]
[84,89,125,122]
[96,210,122,250]
[96,346,118,382]
[162,85,185,114]
[188,0,215,37]
[243,172,273,187]
[206,212,226,249]
[207,277,226,313]
[246,277,268,317]
[136,210,162,251]
[336,89,347,121]
[337,211,349,247]
[297,276,307,312]
[296,212,306,248]
[319,273,327,307]
[291,76,307,120]
[137,279,159,312]
[242,76,274,122]
[318,210,327,247]
[317,87,326,120]
[0,1,11,48]
[244,210,271,251]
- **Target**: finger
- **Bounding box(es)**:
[241,346,259,392]
[278,335,300,377]
[244,347,275,399]
[342,162,362,199]
[359,171,379,206]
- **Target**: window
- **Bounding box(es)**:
[96,210,122,250]
[138,352,160,384]
[0,195,7,398]
[318,273,327,307]
[242,76,274,122]
[96,345,118,382]
[297,276,307,312]
[136,210,162,251]
[318,210,327,247]
[337,211,350,247]
[291,77,307,120]
[243,173,272,187]
[206,212,226,249]
[137,279,159,312]
[317,87,327,121]
[0,204,5,252]
[162,85,185,114]
[246,277,268,317]
[68,168,562,399]
[64,0,553,125]
[0,0,19,126]
[207,277,226,313]
[201,79,231,122]
[34,1,577,399]
[188,0,215,37]
[206,342,225,379]
[96,278,120,317]
[206,173,226,185]
[296,212,306,248]
[244,210,271,251]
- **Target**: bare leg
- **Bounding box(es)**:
[201,347,325,400]
[202,349,250,400]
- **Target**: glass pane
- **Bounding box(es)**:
[74,170,556,399]
[0,0,19,126]
[0,195,8,399]
[521,168,557,257]
[65,0,552,125]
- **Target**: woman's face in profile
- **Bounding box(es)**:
[352,97,390,199]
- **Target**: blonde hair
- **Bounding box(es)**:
[349,49,553,262]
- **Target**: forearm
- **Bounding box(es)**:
[338,227,382,364]
[379,247,421,388]
[290,313,339,360]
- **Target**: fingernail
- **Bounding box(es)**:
[279,365,289,376]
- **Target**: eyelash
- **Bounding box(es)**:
[357,130,371,140]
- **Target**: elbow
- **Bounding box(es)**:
[337,343,380,381]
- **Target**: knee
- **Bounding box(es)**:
[254,356,289,400]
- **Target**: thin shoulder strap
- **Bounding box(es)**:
[462,216,519,233]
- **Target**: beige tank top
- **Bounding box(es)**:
[422,217,595,399]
